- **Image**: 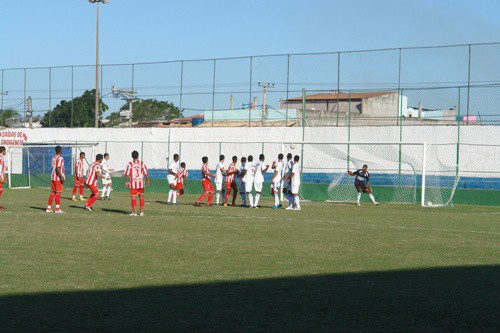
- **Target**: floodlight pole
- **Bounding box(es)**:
[258,82,275,126]
[89,0,109,128]
[95,1,100,128]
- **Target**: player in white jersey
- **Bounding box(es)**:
[271,153,284,209]
[241,155,256,208]
[0,146,6,210]
[167,154,180,205]
[283,153,294,209]
[253,154,269,208]
[238,156,247,207]
[100,153,114,200]
[215,155,227,206]
[286,155,301,210]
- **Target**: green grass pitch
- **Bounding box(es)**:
[1,188,499,332]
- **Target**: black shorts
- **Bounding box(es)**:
[355,182,368,193]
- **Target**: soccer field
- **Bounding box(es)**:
[1,188,499,332]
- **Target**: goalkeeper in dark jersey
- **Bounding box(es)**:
[348,164,379,206]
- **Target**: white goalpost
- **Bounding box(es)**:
[280,141,460,207]
[6,143,99,189]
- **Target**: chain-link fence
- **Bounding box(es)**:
[2,42,500,128]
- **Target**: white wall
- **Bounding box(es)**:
[3,126,499,177]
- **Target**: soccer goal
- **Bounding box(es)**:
[6,143,99,189]
[281,142,459,207]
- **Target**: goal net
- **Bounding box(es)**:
[282,142,459,207]
[7,143,98,189]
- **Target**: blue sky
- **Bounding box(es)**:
[1,0,499,68]
[1,0,500,117]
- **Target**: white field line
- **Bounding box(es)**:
[3,209,500,236]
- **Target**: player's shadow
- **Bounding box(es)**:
[1,265,498,332]
[101,208,130,215]
[29,206,48,212]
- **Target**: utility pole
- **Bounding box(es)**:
[27,96,33,129]
[258,82,275,126]
[111,85,139,127]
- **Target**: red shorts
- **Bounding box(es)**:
[51,180,64,193]
[130,188,145,196]
[86,184,99,195]
[202,179,214,193]
[0,181,3,193]
[176,183,184,191]
[74,176,84,186]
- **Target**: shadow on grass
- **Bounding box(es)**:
[1,265,498,332]
[29,206,48,212]
[101,208,130,215]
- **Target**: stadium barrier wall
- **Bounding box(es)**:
[3,126,500,206]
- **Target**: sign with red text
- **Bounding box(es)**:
[0,130,28,146]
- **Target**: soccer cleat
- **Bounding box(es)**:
[72,197,78,202]
[106,196,111,201]
[194,202,201,207]
[55,210,64,214]
[278,203,282,208]
[285,206,294,210]
[129,213,138,216]
[174,202,179,205]
[166,202,172,205]
[79,197,86,201]
[84,206,93,211]
[139,212,144,216]
[46,209,53,213]
[253,206,259,209]
[373,202,379,206]
[272,205,278,209]
[294,207,302,211]
[357,202,361,206]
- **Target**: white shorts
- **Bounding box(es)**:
[253,181,263,192]
[167,175,176,185]
[102,178,112,186]
[245,180,254,193]
[272,181,281,191]
[215,181,223,191]
[291,183,300,195]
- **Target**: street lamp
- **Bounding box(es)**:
[88,0,109,128]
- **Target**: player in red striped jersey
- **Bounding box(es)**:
[175,162,188,204]
[47,146,65,213]
[0,146,7,210]
[223,155,239,207]
[72,152,86,202]
[124,150,150,216]
[194,156,215,207]
[84,154,105,211]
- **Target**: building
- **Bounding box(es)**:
[281,91,459,126]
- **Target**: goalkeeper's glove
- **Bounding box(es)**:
[347,171,353,175]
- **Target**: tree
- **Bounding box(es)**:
[40,89,108,127]
[123,99,182,123]
[0,108,21,127]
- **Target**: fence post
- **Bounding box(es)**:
[48,67,52,127]
[286,54,290,126]
[248,57,253,127]
[23,68,27,127]
[466,44,471,125]
[397,48,402,127]
[71,66,74,127]
[456,87,461,181]
[211,59,216,127]
[179,142,182,161]
[347,90,351,170]
[336,52,341,127]
[179,61,184,112]
[1,69,3,121]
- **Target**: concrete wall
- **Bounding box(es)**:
[2,126,499,180]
